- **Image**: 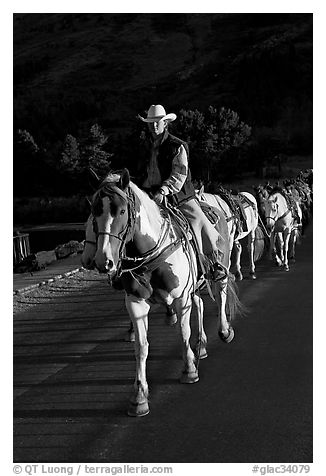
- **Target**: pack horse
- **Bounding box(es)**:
[196,186,264,280]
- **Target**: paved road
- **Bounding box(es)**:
[13,224,312,463]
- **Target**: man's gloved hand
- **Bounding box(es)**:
[153,192,164,204]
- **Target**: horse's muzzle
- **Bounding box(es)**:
[95,259,116,275]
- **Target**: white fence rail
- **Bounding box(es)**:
[13,234,30,266]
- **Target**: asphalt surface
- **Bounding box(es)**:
[13,224,313,463]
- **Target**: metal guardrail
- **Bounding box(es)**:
[13,234,30,266]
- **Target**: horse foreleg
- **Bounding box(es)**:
[277,233,285,264]
[174,295,199,384]
[125,296,150,417]
[289,228,297,262]
[125,321,135,342]
[217,278,235,343]
[247,230,256,279]
[282,229,291,272]
[192,293,208,360]
[233,240,243,281]
[270,232,282,266]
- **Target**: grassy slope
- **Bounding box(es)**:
[14,13,312,142]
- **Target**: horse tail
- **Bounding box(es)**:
[253,224,266,262]
[225,273,247,321]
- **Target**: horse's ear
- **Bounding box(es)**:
[199,185,204,195]
[88,167,102,190]
[119,168,130,190]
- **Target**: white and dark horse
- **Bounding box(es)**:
[84,169,243,417]
[196,186,264,280]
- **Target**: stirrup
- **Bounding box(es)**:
[206,264,227,282]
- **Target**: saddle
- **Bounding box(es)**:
[214,186,248,235]
[165,202,229,285]
[112,198,228,299]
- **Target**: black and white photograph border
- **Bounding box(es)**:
[5,0,325,473]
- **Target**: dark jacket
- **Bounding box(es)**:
[134,129,195,205]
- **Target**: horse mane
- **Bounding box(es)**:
[129,182,164,227]
[92,171,164,228]
[270,185,284,195]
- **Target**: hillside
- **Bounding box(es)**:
[14,13,312,136]
[13,13,312,197]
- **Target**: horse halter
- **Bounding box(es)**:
[91,185,137,274]
[264,201,278,223]
[92,216,128,243]
[265,198,291,224]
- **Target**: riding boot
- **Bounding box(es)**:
[205,250,228,281]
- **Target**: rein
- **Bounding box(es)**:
[84,239,96,246]
[265,207,291,223]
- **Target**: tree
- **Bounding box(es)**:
[172,106,252,182]
[206,106,252,152]
[16,129,39,154]
[80,124,113,177]
[60,134,80,173]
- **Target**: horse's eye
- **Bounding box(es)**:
[120,209,126,215]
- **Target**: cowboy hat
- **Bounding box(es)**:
[138,104,177,123]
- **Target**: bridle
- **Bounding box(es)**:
[92,216,129,243]
[91,185,137,273]
[265,197,292,226]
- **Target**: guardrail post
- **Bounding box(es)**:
[13,233,30,266]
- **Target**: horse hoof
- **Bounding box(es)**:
[218,326,235,343]
[180,370,199,384]
[196,346,208,360]
[234,271,243,281]
[249,272,257,280]
[284,265,290,272]
[165,312,177,326]
[127,400,150,417]
[125,331,135,343]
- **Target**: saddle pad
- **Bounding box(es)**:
[200,202,221,225]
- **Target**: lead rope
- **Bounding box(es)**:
[258,213,271,239]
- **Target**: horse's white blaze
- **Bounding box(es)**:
[94,199,115,272]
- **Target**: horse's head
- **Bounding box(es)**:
[92,169,131,275]
[262,194,279,233]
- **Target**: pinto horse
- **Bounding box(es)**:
[260,191,302,271]
[88,169,243,417]
[196,186,264,280]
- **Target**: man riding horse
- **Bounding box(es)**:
[133,104,228,282]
